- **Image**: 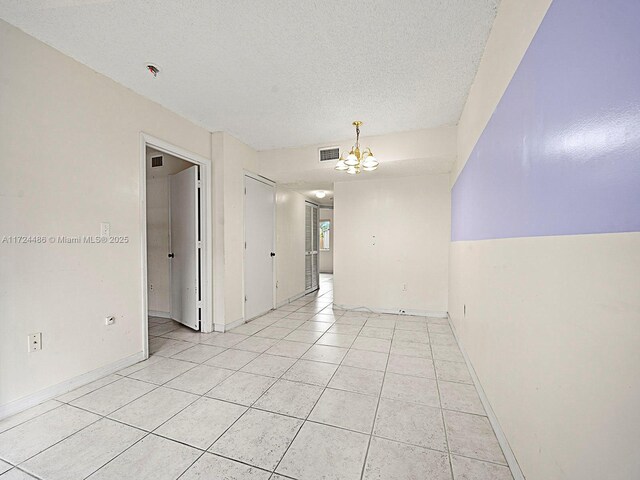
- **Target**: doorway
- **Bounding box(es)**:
[243,174,276,321]
[305,202,319,293]
[140,134,213,358]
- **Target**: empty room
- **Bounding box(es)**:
[0,1,638,479]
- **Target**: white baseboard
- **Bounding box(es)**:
[276,291,307,308]
[333,303,448,318]
[447,315,525,480]
[214,316,244,333]
[148,310,171,319]
[0,351,145,421]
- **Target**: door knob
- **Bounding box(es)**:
[270,252,276,257]
[168,253,174,258]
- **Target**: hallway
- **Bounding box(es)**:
[0,275,511,479]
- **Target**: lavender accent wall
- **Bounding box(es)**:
[451,0,640,241]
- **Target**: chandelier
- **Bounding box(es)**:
[335,121,379,174]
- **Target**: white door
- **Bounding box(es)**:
[244,175,275,320]
[305,202,319,293]
[169,165,200,330]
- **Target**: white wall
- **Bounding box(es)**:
[334,175,450,315]
[210,132,260,330]
[0,19,211,409]
[319,208,333,273]
[448,1,640,479]
[275,187,306,305]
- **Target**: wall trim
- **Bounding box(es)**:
[334,304,448,318]
[214,316,244,333]
[148,310,171,319]
[0,351,145,421]
[276,290,307,308]
[448,314,525,480]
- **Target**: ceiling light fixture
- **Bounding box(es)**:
[335,121,379,174]
[315,191,327,199]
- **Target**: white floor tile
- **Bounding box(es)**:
[180,453,271,480]
[206,371,276,406]
[21,418,144,480]
[282,359,338,386]
[253,379,323,419]
[240,354,297,378]
[210,409,302,471]
[363,436,451,480]
[308,388,378,434]
[86,434,199,480]
[444,410,506,464]
[164,364,234,395]
[0,405,99,464]
[451,455,514,480]
[373,398,447,451]
[108,387,198,431]
[70,378,156,416]
[155,397,246,450]
[328,365,384,396]
[205,348,259,369]
[277,422,369,480]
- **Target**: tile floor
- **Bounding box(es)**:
[0,275,514,480]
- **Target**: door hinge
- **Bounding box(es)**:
[197,180,202,188]
[244,295,247,302]
[244,187,247,194]
[244,241,247,249]
[197,240,202,249]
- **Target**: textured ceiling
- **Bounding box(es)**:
[0,0,499,150]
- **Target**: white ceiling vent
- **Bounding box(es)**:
[151,155,163,167]
[319,146,340,162]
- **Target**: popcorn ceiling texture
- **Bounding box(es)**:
[0,0,499,149]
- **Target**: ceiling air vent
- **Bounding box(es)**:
[151,155,163,167]
[319,146,340,162]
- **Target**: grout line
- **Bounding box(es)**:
[358,323,393,480]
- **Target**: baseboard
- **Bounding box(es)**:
[447,314,525,480]
[333,303,448,318]
[214,316,244,333]
[0,351,145,421]
[276,291,307,308]
[148,310,171,319]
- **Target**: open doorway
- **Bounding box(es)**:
[319,207,333,274]
[140,135,213,358]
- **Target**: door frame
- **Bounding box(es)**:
[304,201,320,294]
[242,171,277,322]
[139,133,213,359]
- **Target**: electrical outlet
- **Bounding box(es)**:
[28,333,42,352]
[402,283,407,292]
[105,316,115,326]
[100,222,110,237]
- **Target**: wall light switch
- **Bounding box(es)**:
[28,332,42,352]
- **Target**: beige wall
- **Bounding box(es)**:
[319,208,333,273]
[209,131,262,331]
[334,175,450,314]
[275,187,306,305]
[0,19,211,408]
[449,234,640,479]
[448,1,640,478]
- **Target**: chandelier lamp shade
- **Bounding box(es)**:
[335,121,379,174]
